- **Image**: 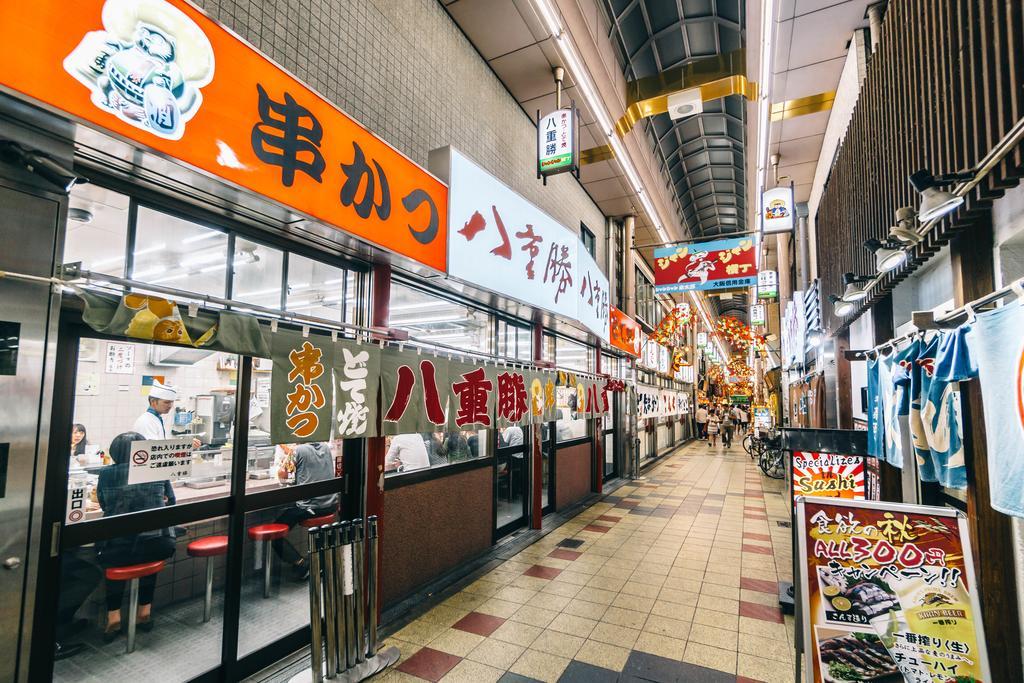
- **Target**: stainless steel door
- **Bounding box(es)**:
[0,183,61,683]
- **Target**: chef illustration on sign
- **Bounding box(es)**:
[132,380,201,448]
[63,0,215,140]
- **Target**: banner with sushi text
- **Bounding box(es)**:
[796,497,989,683]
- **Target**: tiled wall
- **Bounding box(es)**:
[193,0,609,270]
[73,340,239,452]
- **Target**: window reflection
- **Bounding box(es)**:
[233,238,284,307]
[132,207,229,297]
[65,184,130,275]
[389,282,493,353]
[286,253,347,321]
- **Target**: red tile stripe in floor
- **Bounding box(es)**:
[452,611,505,636]
[742,544,774,555]
[744,532,772,542]
[740,577,779,594]
[396,646,462,681]
[523,564,562,580]
[581,524,610,533]
[596,514,622,523]
[739,600,784,623]
[548,548,581,561]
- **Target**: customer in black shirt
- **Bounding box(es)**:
[96,432,176,640]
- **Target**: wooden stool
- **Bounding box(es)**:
[186,536,228,623]
[104,560,166,653]
[247,524,289,598]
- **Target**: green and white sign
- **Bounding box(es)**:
[538,108,576,176]
[697,331,708,348]
[751,303,766,326]
[757,270,778,300]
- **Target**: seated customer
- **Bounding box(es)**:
[274,441,339,580]
[384,433,430,473]
[96,432,177,641]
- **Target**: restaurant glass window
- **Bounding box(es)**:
[389,282,493,352]
[496,423,528,531]
[64,184,130,276]
[232,238,284,308]
[497,318,532,361]
[132,206,229,297]
[242,359,345,492]
[580,223,595,257]
[69,339,239,520]
[554,336,590,442]
[286,253,347,322]
[238,501,332,656]
[53,515,229,682]
[384,282,494,479]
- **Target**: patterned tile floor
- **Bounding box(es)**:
[376,439,796,683]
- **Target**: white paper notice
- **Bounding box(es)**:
[127,437,195,484]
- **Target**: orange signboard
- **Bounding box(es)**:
[609,306,641,358]
[0,0,447,272]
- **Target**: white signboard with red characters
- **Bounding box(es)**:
[435,147,609,341]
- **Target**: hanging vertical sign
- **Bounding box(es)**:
[751,303,766,326]
[333,340,381,439]
[697,331,708,348]
[271,331,334,444]
[758,270,779,300]
[797,497,989,683]
[380,350,450,435]
[761,185,795,234]
[537,106,578,177]
[610,306,642,357]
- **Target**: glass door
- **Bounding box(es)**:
[495,426,528,537]
[602,394,618,480]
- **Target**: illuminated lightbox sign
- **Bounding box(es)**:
[434,147,609,341]
[761,185,794,235]
[758,270,778,300]
[537,107,577,176]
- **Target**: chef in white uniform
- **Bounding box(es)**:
[131,382,201,449]
[132,381,178,439]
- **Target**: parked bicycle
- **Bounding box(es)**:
[747,429,785,479]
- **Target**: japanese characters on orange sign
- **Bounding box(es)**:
[0,0,447,271]
[797,498,989,683]
[653,237,757,294]
[609,306,641,357]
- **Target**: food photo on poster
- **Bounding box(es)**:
[796,497,989,683]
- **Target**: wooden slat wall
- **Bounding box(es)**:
[815,0,1024,333]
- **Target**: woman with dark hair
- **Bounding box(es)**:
[96,432,176,640]
[71,423,88,458]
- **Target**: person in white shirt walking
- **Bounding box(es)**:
[695,405,709,440]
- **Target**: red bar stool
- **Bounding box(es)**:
[299,512,336,529]
[186,536,228,623]
[247,523,289,598]
[104,560,167,654]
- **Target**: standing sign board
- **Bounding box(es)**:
[762,185,794,235]
[537,107,578,177]
[797,497,989,683]
[0,0,449,272]
[127,437,194,484]
[434,147,610,342]
[758,270,779,300]
[653,237,757,294]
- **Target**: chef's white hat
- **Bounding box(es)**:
[148,381,178,401]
